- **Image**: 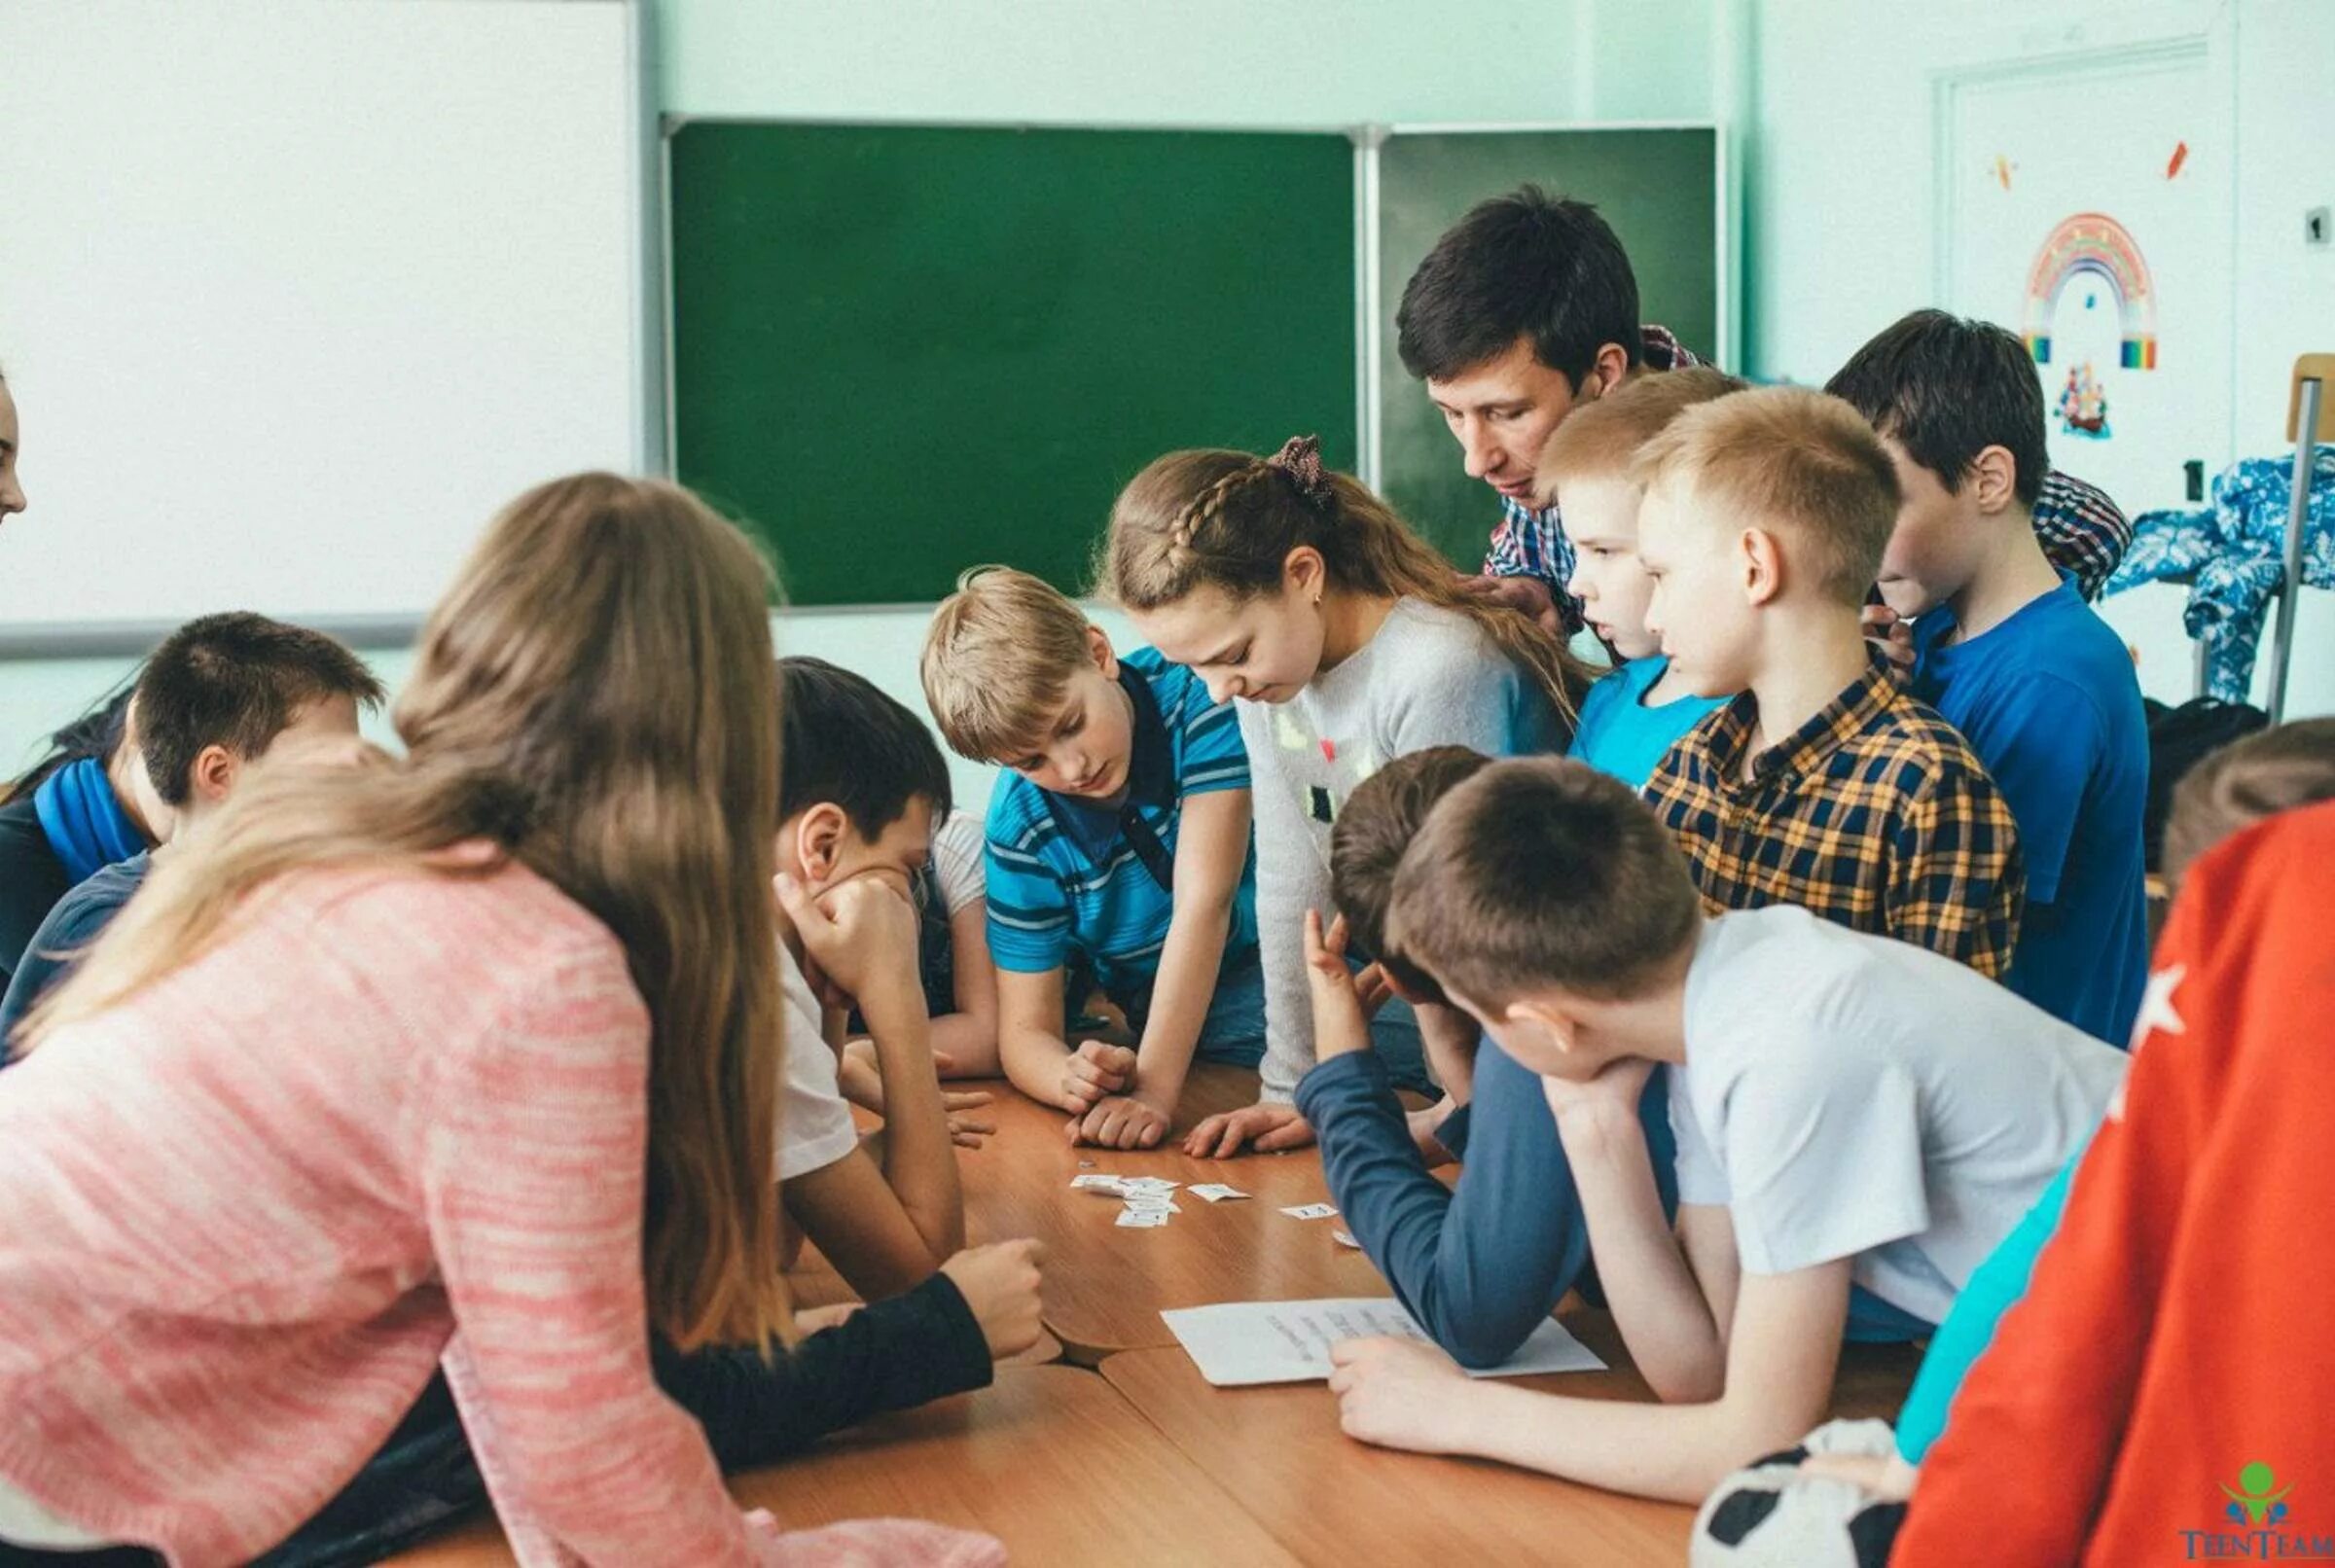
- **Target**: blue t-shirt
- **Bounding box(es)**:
[1913,575,2150,1044]
[0,851,151,1058]
[1568,656,1727,791]
[984,648,1259,1007]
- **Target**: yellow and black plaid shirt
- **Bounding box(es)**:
[1644,654,2026,977]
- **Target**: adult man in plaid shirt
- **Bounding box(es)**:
[1394,188,2133,639]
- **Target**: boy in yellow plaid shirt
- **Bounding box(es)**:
[1634,387,2024,976]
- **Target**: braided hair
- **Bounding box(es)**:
[1100,436,1589,722]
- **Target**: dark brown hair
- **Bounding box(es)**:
[1330,746,1494,1004]
[134,613,384,805]
[1395,187,1641,388]
[1826,309,2049,509]
[1386,757,1703,1009]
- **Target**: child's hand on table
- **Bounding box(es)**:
[1182,1102,1314,1158]
[1060,1039,1135,1111]
[1066,1092,1170,1150]
[940,1238,1047,1359]
[840,1037,996,1149]
[1328,1336,1472,1454]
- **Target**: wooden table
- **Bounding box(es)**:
[955,1063,1399,1362]
[385,1365,1300,1567]
[1099,1312,1922,1567]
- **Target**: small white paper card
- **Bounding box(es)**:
[1190,1184,1250,1203]
[1116,1209,1170,1229]
[1278,1202,1339,1221]
[1160,1298,1606,1386]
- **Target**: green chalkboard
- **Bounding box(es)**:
[667,122,1358,605]
[1375,129,1720,572]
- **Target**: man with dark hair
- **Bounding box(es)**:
[1395,188,2133,635]
[0,613,382,1037]
[1828,310,2149,1045]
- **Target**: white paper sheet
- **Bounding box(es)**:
[1160,1297,1608,1387]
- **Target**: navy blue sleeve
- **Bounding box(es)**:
[0,881,123,1057]
[1299,1043,1597,1369]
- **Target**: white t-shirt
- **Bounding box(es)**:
[1670,906,2127,1326]
[929,808,986,918]
[775,942,863,1182]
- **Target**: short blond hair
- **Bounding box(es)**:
[1535,367,1747,499]
[1630,385,1900,607]
[921,566,1093,761]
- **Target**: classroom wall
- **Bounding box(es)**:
[1744,0,2335,719]
[21,1,2323,800]
[0,0,1724,804]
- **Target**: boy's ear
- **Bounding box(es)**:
[1740,526,1785,608]
[1967,445,2020,515]
[791,802,851,887]
[1084,623,1119,680]
[187,742,238,806]
[1505,994,1580,1055]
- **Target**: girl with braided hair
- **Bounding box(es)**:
[1103,436,1591,1157]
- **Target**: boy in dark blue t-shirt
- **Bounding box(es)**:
[1831,310,2148,1044]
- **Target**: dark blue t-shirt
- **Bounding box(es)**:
[1912,575,2150,1045]
[0,851,150,1057]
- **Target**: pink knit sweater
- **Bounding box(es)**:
[0,861,1001,1568]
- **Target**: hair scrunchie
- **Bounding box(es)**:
[1266,434,1333,510]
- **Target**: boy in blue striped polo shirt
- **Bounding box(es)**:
[921,568,1262,1151]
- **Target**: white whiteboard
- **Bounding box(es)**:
[0,0,647,646]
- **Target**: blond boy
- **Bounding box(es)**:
[921,567,1260,1149]
[1537,367,1744,789]
[1631,387,2025,975]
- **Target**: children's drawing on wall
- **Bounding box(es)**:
[2059,362,2110,440]
[2024,212,2156,445]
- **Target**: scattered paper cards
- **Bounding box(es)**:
[1074,1172,1185,1228]
[1162,1298,1609,1387]
[1074,1173,1343,1231]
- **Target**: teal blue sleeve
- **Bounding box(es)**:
[1895,1151,2083,1463]
[982,805,1075,977]
[1173,679,1250,798]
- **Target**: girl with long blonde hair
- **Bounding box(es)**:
[1102,437,1587,1158]
[0,474,998,1567]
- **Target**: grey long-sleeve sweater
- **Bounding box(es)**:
[1237,597,1570,1100]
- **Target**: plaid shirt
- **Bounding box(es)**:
[1644,651,2026,978]
[1482,330,2137,626]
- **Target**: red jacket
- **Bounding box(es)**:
[1893,801,2335,1564]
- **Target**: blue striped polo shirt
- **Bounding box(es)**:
[984,647,1259,999]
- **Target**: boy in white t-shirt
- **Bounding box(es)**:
[771,658,981,1301]
[1320,757,2123,1504]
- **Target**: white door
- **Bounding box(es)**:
[1940,38,2235,702]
